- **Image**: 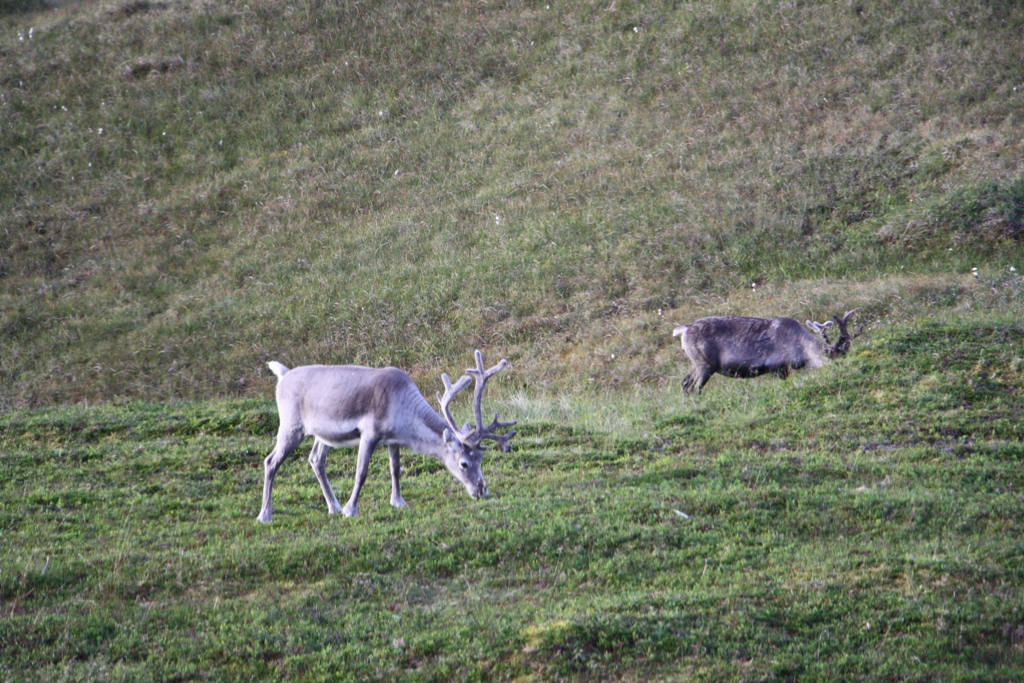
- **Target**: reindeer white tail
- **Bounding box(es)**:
[267,361,290,378]
[672,325,688,338]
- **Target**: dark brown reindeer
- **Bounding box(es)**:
[672,310,862,394]
[257,350,516,522]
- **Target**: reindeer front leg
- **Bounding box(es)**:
[342,433,380,518]
[388,444,408,508]
[308,438,343,515]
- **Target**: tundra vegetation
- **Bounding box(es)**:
[2,0,1024,680]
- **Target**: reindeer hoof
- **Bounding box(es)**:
[342,503,358,518]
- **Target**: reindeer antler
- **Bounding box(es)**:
[437,372,473,442]
[832,310,862,337]
[841,310,864,339]
[465,350,518,451]
[826,310,862,357]
[478,412,518,452]
[806,319,834,343]
[436,350,517,450]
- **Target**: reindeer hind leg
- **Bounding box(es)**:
[683,365,714,395]
[682,371,697,393]
[694,369,714,394]
[257,424,304,523]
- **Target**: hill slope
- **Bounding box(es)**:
[2,0,1024,407]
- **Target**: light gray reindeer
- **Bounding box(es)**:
[672,310,861,394]
[257,350,516,522]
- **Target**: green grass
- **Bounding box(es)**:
[2,313,1023,680]
[3,0,1024,679]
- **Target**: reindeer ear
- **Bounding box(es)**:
[442,429,460,448]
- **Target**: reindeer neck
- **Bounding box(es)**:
[396,391,452,458]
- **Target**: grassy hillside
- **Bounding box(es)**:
[2,0,1023,408]
[2,317,1023,680]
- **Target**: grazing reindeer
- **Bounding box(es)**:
[257,350,516,522]
[672,310,862,394]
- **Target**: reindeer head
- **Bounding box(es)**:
[825,310,862,358]
[807,310,863,358]
[436,350,517,499]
